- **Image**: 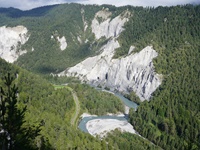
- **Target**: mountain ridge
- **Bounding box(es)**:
[0,5,163,100]
[0,3,199,149]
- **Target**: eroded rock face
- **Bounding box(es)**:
[81,8,88,32]
[59,39,162,101]
[57,36,67,50]
[0,26,29,63]
[91,8,130,39]
[59,9,162,101]
[107,46,162,101]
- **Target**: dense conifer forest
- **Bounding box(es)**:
[0,3,199,150]
[0,58,159,149]
[126,5,200,150]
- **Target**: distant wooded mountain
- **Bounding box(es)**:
[0,3,199,150]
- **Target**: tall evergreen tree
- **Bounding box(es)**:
[0,73,40,150]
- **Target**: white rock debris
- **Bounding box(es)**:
[57,36,67,50]
[91,9,130,39]
[59,9,162,101]
[86,119,136,138]
[77,36,82,44]
[59,40,162,101]
[0,26,29,63]
[85,39,89,43]
[81,8,88,32]
[128,46,135,55]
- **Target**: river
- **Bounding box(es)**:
[78,88,138,133]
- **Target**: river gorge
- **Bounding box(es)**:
[78,89,138,138]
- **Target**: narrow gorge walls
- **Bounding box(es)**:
[91,8,130,40]
[60,43,162,101]
[59,9,162,101]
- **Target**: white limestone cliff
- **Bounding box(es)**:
[59,38,162,101]
[77,36,82,44]
[0,26,29,63]
[59,9,162,101]
[81,8,88,32]
[57,36,67,50]
[91,8,130,39]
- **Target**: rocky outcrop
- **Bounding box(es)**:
[0,26,29,63]
[91,8,130,39]
[81,8,88,32]
[58,9,162,101]
[57,36,67,50]
[59,38,162,101]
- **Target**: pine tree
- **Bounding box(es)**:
[0,73,40,150]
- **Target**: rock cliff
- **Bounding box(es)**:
[91,8,130,40]
[0,9,162,101]
[59,9,162,101]
[59,39,162,101]
[0,26,29,63]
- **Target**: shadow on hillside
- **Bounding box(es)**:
[0,5,58,18]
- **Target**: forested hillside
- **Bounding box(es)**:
[0,4,121,74]
[0,58,159,149]
[125,5,200,150]
[0,3,200,150]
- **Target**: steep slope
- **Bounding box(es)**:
[0,4,162,100]
[0,4,105,74]
[0,58,159,149]
[59,9,162,100]
[91,8,130,39]
[0,25,29,62]
[61,4,200,149]
[127,5,200,150]
[60,41,162,101]
[0,4,200,150]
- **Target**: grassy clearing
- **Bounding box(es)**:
[53,84,67,89]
